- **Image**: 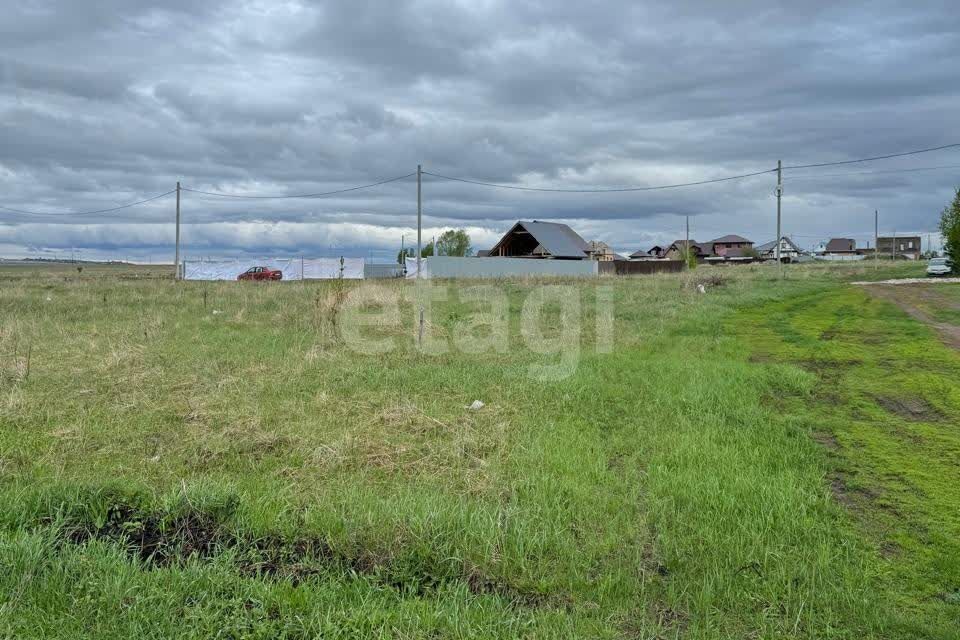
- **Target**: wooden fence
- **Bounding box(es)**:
[598,260,685,276]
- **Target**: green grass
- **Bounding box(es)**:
[0,261,958,638]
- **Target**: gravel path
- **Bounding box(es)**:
[852,277,960,285]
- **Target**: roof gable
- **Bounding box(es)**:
[489,220,590,258]
[710,234,752,244]
[825,238,856,252]
[757,236,802,253]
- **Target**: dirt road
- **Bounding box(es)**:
[860,282,960,350]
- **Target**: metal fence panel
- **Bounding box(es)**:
[183,258,364,281]
[407,256,598,279]
[364,263,404,279]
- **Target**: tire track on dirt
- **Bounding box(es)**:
[859,284,960,350]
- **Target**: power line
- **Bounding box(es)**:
[2,141,957,219]
[0,190,176,218]
[787,232,938,238]
[783,164,960,181]
[423,168,776,192]
[783,142,960,170]
[181,173,416,199]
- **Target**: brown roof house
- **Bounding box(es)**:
[646,245,667,259]
[587,240,618,262]
[703,234,755,262]
[819,238,857,255]
[628,248,656,261]
[663,239,709,261]
[707,234,753,256]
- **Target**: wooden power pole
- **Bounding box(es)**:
[776,160,782,276]
[874,210,879,271]
[416,165,422,279]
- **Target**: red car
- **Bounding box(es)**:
[237,266,283,281]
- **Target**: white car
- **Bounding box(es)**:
[926,257,953,277]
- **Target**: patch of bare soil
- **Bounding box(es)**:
[44,492,552,607]
[862,284,960,350]
[827,470,882,513]
[874,396,944,422]
[811,431,840,451]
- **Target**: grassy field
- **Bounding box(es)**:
[1,261,958,638]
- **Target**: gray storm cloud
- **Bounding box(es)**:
[1,0,958,261]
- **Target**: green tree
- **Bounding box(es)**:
[679,245,697,269]
[434,229,472,257]
[420,242,435,258]
[940,188,960,272]
[396,248,413,264]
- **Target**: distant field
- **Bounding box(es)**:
[1,261,958,639]
[0,261,172,278]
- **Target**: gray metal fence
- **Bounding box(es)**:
[408,256,599,279]
[364,263,404,279]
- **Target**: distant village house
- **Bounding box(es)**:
[756,236,804,262]
[877,236,922,260]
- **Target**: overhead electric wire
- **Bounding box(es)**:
[423,168,776,192]
[783,142,960,170]
[425,142,960,193]
[2,141,958,221]
[0,190,176,218]
[783,164,960,181]
[181,173,416,199]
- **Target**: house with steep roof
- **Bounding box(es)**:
[663,239,709,261]
[756,236,804,262]
[704,234,754,258]
[628,248,655,261]
[587,240,619,262]
[488,220,591,259]
[646,245,667,259]
[819,238,857,255]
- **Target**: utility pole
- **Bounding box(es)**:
[892,230,897,261]
[174,181,181,280]
[684,215,689,270]
[874,210,879,271]
[776,160,782,276]
[416,165,422,279]
[416,164,424,347]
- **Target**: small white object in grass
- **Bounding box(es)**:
[45,296,52,302]
[697,284,706,294]
[212,309,222,315]
[468,400,485,410]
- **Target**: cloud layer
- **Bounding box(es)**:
[1,0,958,261]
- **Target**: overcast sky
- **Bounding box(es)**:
[1,0,958,262]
